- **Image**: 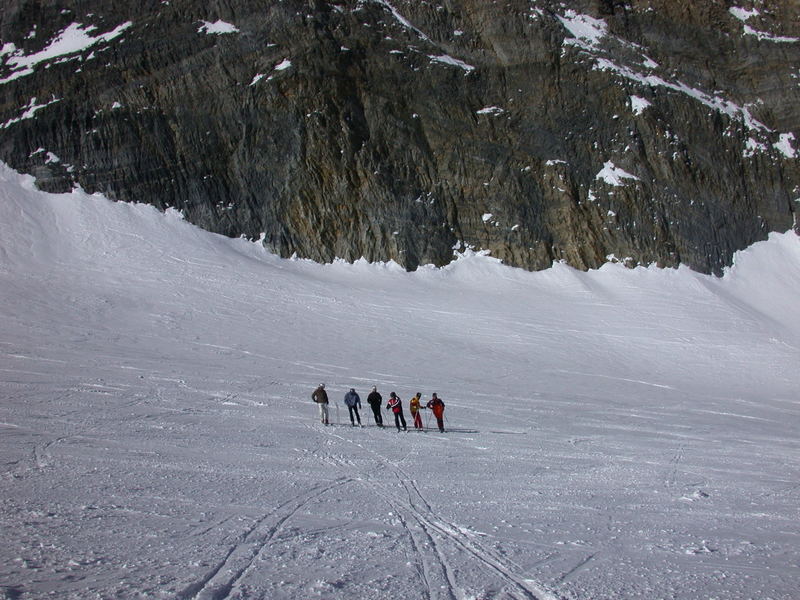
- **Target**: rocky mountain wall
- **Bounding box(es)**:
[1,0,798,273]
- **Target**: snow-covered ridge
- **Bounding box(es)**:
[593,57,770,133]
[0,21,132,85]
[0,96,60,129]
[366,0,477,76]
[729,6,799,43]
[557,9,796,155]
[0,160,797,291]
[428,53,475,73]
[559,11,609,48]
[371,0,432,42]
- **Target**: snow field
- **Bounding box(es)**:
[1,163,799,599]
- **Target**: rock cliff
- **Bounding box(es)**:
[1,0,798,273]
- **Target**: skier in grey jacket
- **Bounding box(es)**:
[343,388,362,427]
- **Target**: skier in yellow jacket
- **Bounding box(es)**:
[409,392,424,430]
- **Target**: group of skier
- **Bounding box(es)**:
[311,384,446,432]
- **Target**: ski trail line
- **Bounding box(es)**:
[315,426,561,600]
[396,474,553,600]
[557,552,597,584]
[179,477,352,600]
[361,477,460,600]
[393,501,440,600]
[309,426,458,600]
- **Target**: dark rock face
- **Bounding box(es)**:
[1,0,798,273]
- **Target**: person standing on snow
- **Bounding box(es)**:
[409,392,424,430]
[426,393,445,432]
[312,383,329,425]
[367,386,383,427]
[386,392,407,432]
[344,388,362,427]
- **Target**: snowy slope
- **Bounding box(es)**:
[1,162,799,600]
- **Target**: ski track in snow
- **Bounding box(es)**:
[180,477,354,600]
[314,424,555,600]
[1,163,800,599]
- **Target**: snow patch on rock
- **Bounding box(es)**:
[596,161,640,186]
[198,20,239,35]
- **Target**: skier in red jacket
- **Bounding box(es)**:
[386,392,407,432]
[426,393,445,432]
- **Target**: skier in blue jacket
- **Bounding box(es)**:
[344,388,362,427]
